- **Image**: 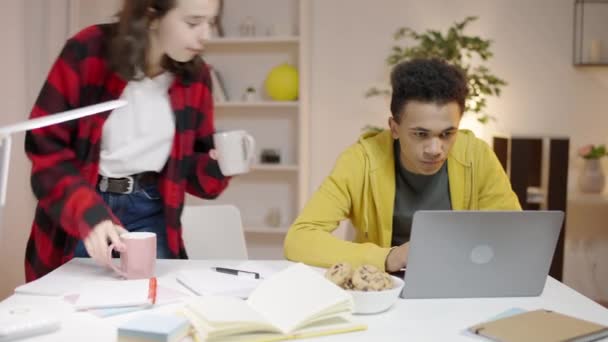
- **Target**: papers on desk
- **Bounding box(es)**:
[63,278,188,317]
[14,274,83,296]
[74,283,188,318]
[176,269,261,298]
[73,278,158,310]
[175,261,284,299]
[232,261,284,278]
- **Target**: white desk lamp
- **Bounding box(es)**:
[0,100,128,237]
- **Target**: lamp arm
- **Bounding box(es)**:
[0,99,127,224]
[0,135,11,207]
[0,99,127,136]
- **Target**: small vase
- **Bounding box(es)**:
[578,159,605,193]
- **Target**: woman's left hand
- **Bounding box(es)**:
[209,149,218,160]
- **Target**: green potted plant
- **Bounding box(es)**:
[577,144,607,193]
[366,16,506,124]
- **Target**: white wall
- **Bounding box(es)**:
[0,0,73,300]
[68,0,121,35]
[0,1,33,300]
[308,0,608,194]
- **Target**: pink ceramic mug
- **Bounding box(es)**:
[107,232,157,279]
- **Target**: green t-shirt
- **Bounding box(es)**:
[392,140,452,246]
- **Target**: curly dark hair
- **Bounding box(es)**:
[390,58,468,122]
[110,0,202,81]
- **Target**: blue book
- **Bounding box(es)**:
[117,313,190,342]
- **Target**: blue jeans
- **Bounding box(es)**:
[73,184,172,258]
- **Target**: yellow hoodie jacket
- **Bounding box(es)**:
[284,129,521,271]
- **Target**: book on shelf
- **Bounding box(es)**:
[180,263,366,342]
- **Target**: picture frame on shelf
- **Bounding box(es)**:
[573,0,608,66]
[260,148,281,164]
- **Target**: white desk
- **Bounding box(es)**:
[2,258,608,341]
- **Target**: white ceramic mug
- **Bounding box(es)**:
[213,130,256,175]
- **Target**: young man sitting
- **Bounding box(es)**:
[284,58,521,273]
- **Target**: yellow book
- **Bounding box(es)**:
[181,263,367,342]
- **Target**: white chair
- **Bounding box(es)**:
[181,204,248,259]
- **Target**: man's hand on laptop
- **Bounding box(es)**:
[385,242,409,272]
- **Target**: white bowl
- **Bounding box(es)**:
[348,276,404,314]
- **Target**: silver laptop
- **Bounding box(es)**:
[400,210,564,299]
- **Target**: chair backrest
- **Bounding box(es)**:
[181,204,248,259]
[492,135,569,281]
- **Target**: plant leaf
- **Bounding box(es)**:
[367,16,505,126]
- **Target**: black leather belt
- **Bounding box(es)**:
[98,172,159,194]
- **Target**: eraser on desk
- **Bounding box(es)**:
[118,313,190,342]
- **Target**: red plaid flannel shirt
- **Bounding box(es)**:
[24,24,229,281]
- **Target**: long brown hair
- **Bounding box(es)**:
[110,0,202,82]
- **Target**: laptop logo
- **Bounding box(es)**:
[470,244,494,264]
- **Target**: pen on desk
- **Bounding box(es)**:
[212,267,261,279]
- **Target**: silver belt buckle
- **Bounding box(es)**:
[124,176,134,194]
[99,176,109,192]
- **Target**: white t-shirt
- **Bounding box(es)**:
[99,73,175,178]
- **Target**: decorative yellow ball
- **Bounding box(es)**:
[264,63,299,101]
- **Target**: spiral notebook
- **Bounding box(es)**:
[72,278,158,310]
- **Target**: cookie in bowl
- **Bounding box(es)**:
[325,263,404,314]
[325,262,354,289]
[352,264,393,291]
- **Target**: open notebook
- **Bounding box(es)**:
[180,263,366,342]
